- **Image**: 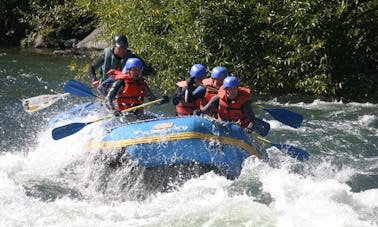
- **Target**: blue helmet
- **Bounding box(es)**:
[210,66,228,79]
[223,76,239,88]
[189,64,206,79]
[122,58,143,73]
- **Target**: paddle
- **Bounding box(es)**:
[256,136,310,161]
[22,79,97,113]
[201,85,303,128]
[255,105,303,128]
[63,79,97,98]
[52,96,170,140]
[22,93,70,113]
[201,113,270,137]
[254,118,270,137]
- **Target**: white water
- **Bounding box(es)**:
[1,100,378,227]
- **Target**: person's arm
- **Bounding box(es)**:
[145,83,157,101]
[172,87,184,105]
[242,100,258,132]
[105,79,124,111]
[200,95,219,115]
[184,76,207,103]
[185,85,206,103]
[97,77,115,97]
[241,100,257,123]
[88,55,105,87]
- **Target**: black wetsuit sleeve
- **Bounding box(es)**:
[185,85,206,103]
[88,55,105,82]
[145,83,157,101]
[241,100,257,123]
[105,79,125,111]
[201,95,220,114]
[184,77,195,103]
[172,87,185,105]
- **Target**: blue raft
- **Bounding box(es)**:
[49,102,268,179]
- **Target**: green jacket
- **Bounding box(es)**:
[101,48,132,81]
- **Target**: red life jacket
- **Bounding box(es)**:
[201,78,218,104]
[217,86,251,128]
[201,78,219,117]
[175,81,202,116]
[112,71,146,111]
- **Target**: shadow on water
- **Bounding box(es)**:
[23,179,83,202]
[86,149,223,201]
[22,148,225,202]
[347,173,378,193]
[229,174,273,205]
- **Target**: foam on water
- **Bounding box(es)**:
[1,133,378,227]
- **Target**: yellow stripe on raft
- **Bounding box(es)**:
[86,131,262,159]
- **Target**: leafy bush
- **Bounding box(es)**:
[19,0,378,102]
[20,0,96,47]
[0,0,30,45]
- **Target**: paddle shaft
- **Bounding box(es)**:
[91,99,163,124]
[256,136,271,144]
[204,85,218,92]
[52,98,165,140]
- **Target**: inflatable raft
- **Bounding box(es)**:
[49,102,268,179]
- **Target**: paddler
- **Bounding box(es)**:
[88,34,152,93]
[104,57,158,117]
[172,64,207,116]
[194,76,257,133]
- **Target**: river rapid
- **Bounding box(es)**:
[1,48,377,226]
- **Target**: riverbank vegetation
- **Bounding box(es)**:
[1,0,377,102]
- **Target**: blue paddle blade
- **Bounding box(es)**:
[271,142,310,161]
[52,122,91,140]
[254,118,270,137]
[263,108,303,128]
[64,79,97,98]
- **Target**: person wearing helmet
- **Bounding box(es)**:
[88,34,153,91]
[207,66,228,89]
[172,64,207,116]
[104,57,158,117]
[198,66,228,117]
[194,76,257,133]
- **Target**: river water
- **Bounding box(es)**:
[0,48,377,226]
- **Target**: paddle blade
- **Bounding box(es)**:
[263,108,303,128]
[52,122,90,140]
[64,79,97,98]
[22,93,69,113]
[270,142,310,161]
[254,118,270,137]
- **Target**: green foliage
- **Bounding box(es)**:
[0,0,30,44]
[83,0,377,101]
[320,0,378,101]
[20,0,96,47]
[17,0,378,102]
[81,0,211,92]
